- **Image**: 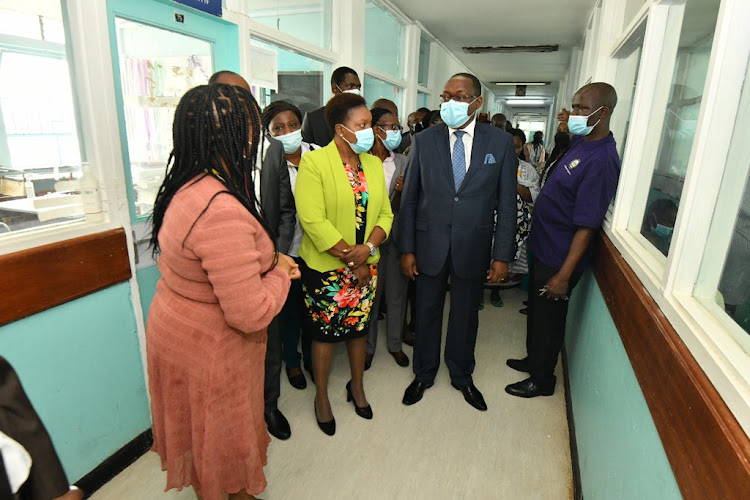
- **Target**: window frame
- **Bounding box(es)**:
[603,0,750,433]
[0,0,130,256]
[242,0,333,52]
[362,71,405,116]
[249,36,333,111]
[364,0,408,81]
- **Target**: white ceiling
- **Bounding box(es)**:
[389,0,597,104]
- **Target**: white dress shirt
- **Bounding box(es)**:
[254,137,272,206]
[287,141,312,257]
[0,430,31,494]
[448,116,477,172]
[382,152,397,192]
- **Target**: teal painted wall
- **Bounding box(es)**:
[565,271,682,499]
[0,282,151,482]
[136,265,161,319]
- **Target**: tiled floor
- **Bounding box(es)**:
[91,287,572,500]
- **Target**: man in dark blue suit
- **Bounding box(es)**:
[398,73,517,411]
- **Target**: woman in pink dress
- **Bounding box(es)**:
[146,83,299,500]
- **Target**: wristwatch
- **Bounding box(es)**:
[365,242,378,256]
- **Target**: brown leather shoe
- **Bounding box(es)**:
[365,352,374,370]
[389,350,409,367]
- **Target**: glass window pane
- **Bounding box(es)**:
[249,0,332,51]
[114,18,212,217]
[0,1,86,235]
[624,0,648,28]
[363,74,403,118]
[251,39,329,114]
[717,176,750,334]
[417,91,428,109]
[518,119,546,144]
[639,0,719,257]
[611,35,644,158]
[365,1,405,79]
[418,35,430,87]
[695,58,750,339]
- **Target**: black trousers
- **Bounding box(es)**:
[0,356,69,499]
[413,255,483,386]
[264,315,282,413]
[526,259,583,388]
[280,263,312,370]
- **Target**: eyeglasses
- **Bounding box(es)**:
[377,124,404,132]
[439,94,478,103]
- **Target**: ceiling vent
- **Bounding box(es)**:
[462,44,559,54]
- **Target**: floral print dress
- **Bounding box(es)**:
[301,163,378,343]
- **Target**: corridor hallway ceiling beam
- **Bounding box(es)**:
[389,0,596,102]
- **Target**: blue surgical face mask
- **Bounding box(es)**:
[440,98,477,129]
[341,125,374,154]
[336,84,361,96]
[568,106,603,136]
[274,129,302,154]
[379,128,403,151]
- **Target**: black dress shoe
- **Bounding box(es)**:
[402,378,433,405]
[451,382,488,411]
[346,381,373,419]
[314,400,335,436]
[402,330,415,347]
[506,357,529,373]
[286,367,307,390]
[364,353,373,371]
[304,363,315,385]
[519,307,528,315]
[505,378,555,398]
[265,409,291,440]
[389,350,409,367]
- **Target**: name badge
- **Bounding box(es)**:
[564,159,581,175]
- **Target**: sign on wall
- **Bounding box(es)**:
[173,0,222,17]
[249,44,278,91]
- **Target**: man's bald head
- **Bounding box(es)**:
[491,113,507,129]
[577,82,617,111]
[372,98,398,117]
[209,70,251,91]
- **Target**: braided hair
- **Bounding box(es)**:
[150,84,277,269]
[261,100,302,134]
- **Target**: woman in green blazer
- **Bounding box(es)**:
[295,93,393,436]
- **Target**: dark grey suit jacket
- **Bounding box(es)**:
[388,153,408,250]
[301,106,332,147]
[0,356,69,499]
[260,136,296,253]
[398,122,517,279]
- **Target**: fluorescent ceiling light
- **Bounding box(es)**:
[463,45,558,54]
[494,82,549,86]
[506,99,546,106]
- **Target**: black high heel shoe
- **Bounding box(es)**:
[346,381,373,419]
[314,400,335,436]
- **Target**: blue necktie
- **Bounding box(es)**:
[452,130,466,191]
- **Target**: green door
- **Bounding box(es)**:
[106,0,239,317]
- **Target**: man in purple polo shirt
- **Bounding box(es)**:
[505,82,621,398]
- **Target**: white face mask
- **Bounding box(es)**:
[336,84,361,96]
